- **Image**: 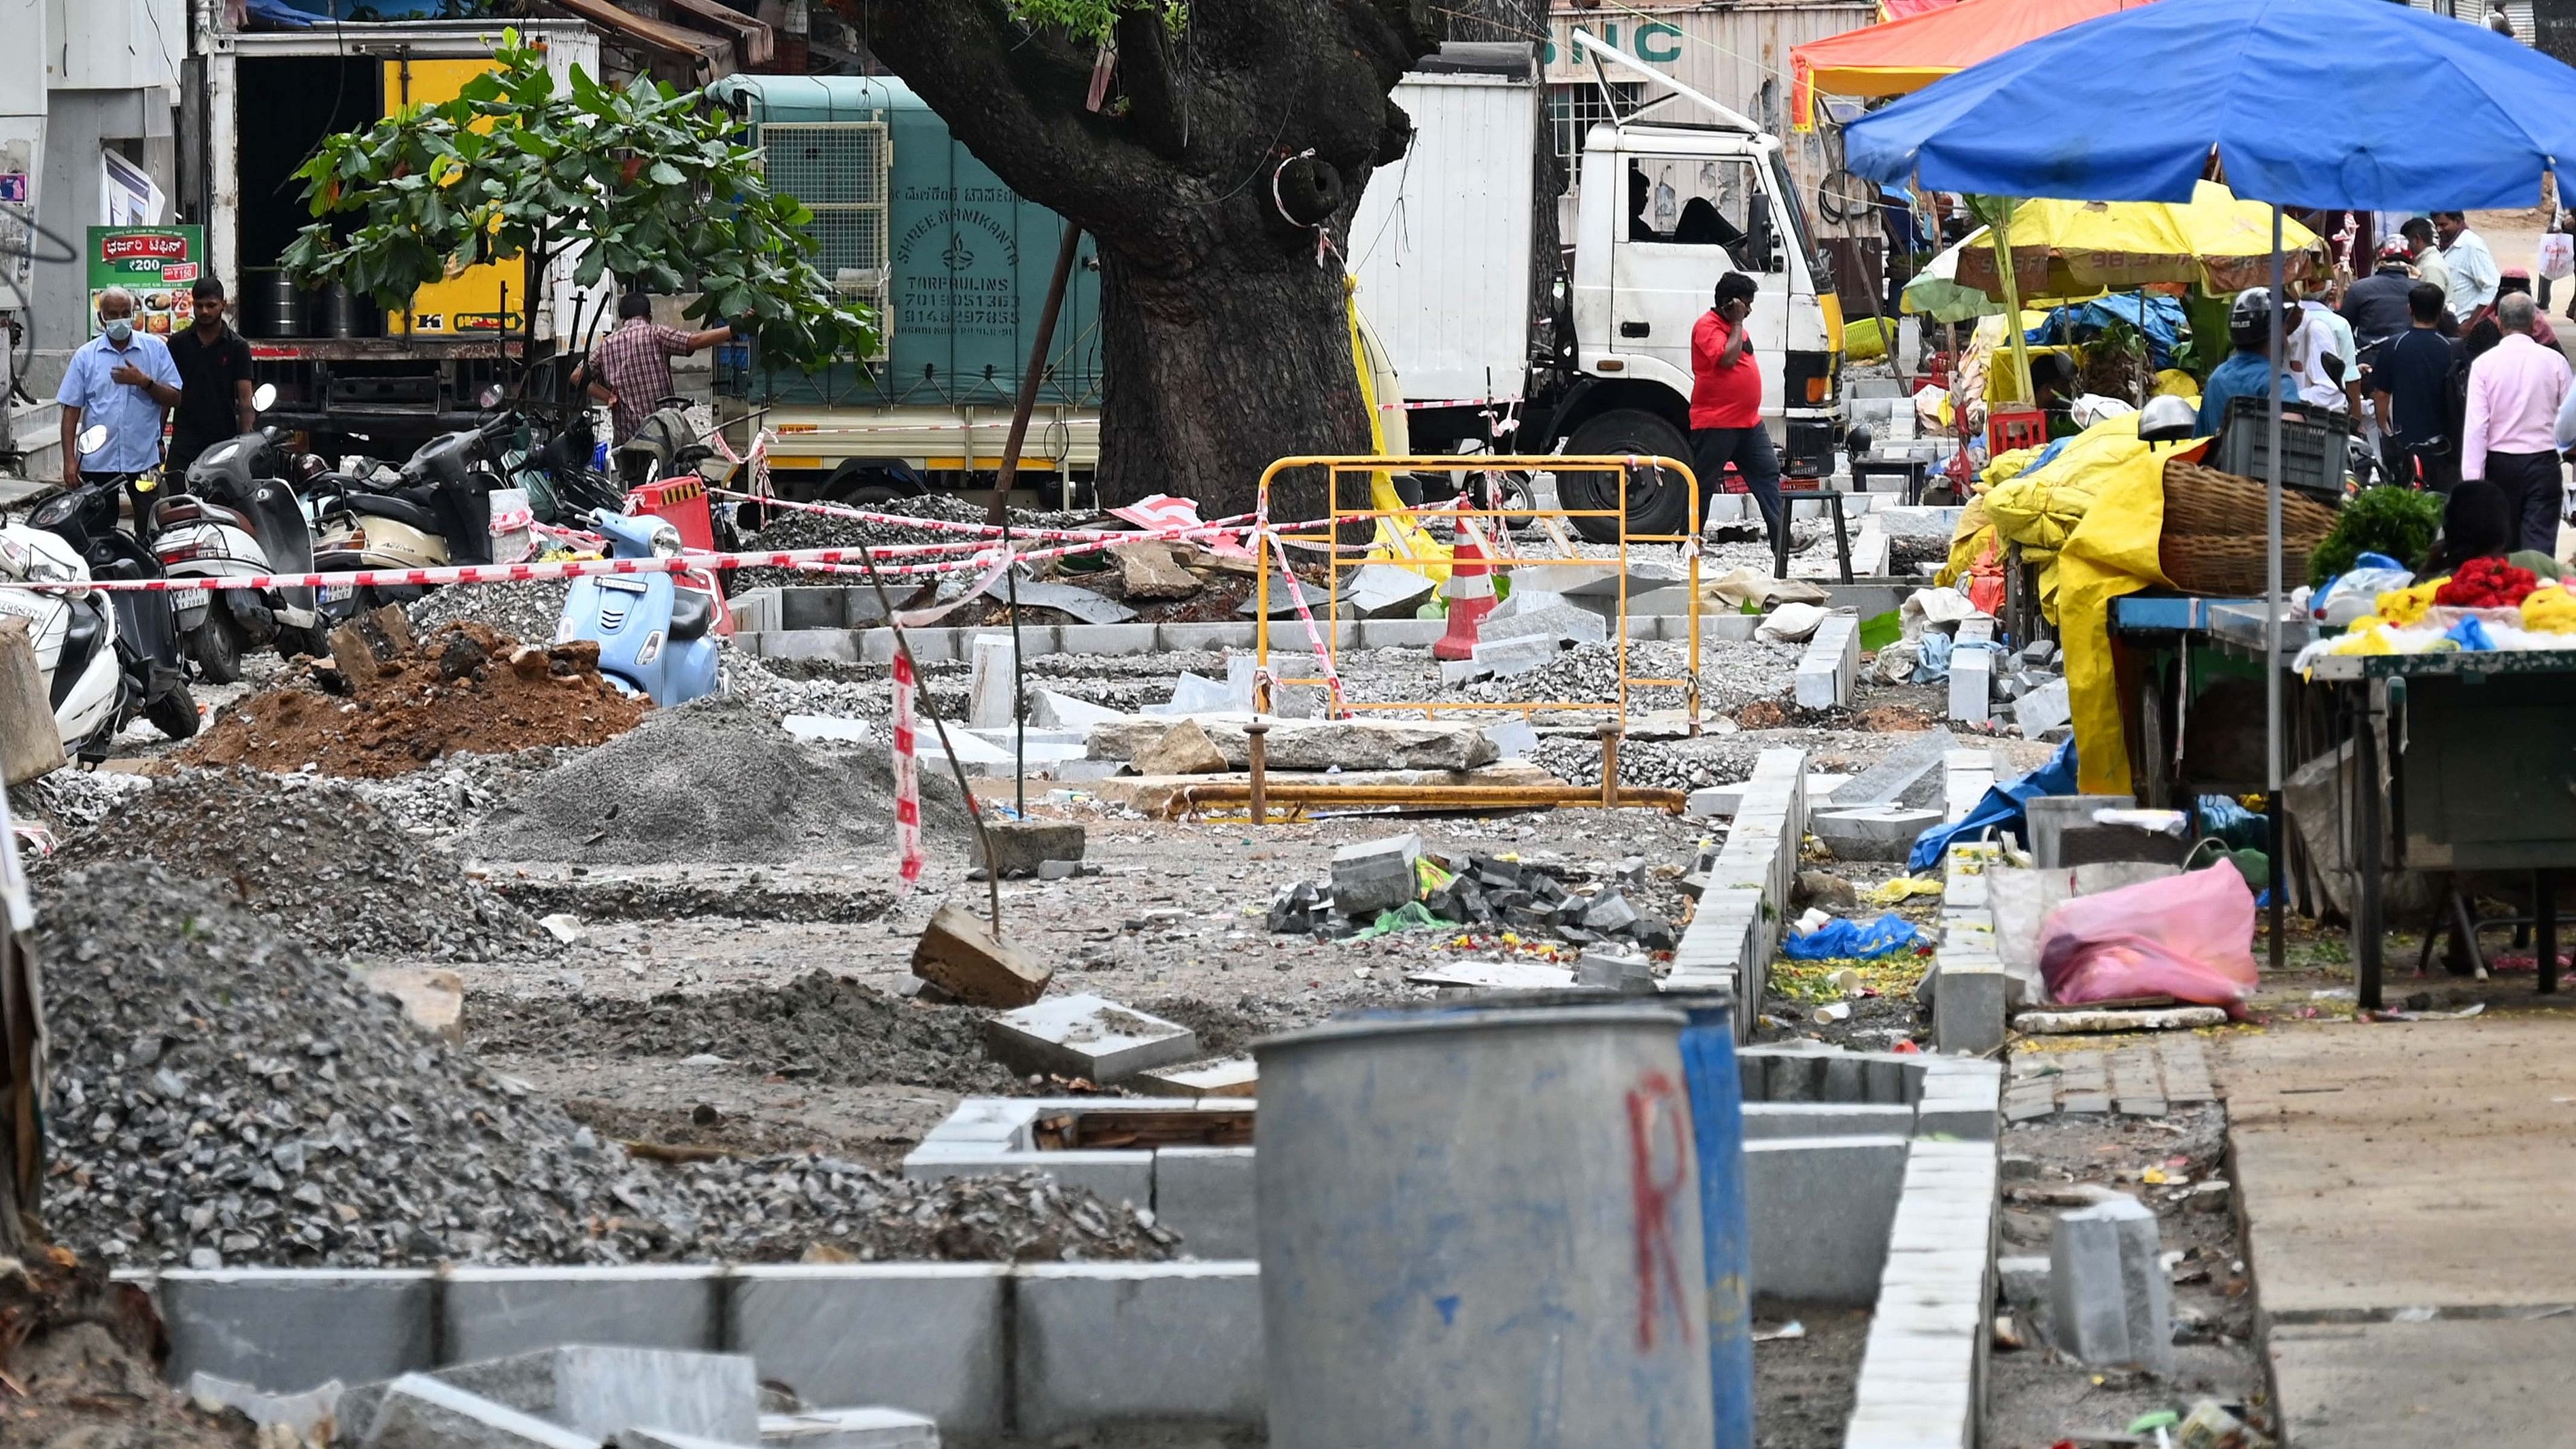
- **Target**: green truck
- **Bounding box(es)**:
[707,75,1104,505]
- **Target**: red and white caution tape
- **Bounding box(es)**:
[890,649,923,895]
[1262,530,1351,719]
[0,544,1013,594]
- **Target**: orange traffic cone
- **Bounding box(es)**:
[1431,522,1497,660]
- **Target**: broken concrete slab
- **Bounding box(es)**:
[1477,598,1609,649]
[1223,653,1321,719]
[2016,676,2073,736]
[1944,749,1995,823]
[910,904,1052,1008]
[1142,672,1235,717]
[1405,959,1579,991]
[1348,562,1438,618]
[1332,833,1423,917]
[356,967,464,1045]
[425,1345,761,1445]
[1235,567,1306,617]
[1133,1057,1259,1098]
[1831,729,1960,810]
[1469,632,1561,677]
[364,1374,594,1449]
[781,715,878,746]
[1483,715,1538,760]
[981,571,1136,625]
[758,1407,940,1449]
[1132,720,1228,777]
[1812,806,1944,863]
[1030,691,1127,730]
[1114,541,1202,600]
[985,993,1200,1083]
[966,634,1017,730]
[981,820,1085,878]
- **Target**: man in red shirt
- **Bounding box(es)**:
[1691,272,1781,546]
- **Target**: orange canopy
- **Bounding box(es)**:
[1792,0,2157,131]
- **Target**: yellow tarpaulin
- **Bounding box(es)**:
[2054,441,2199,796]
[1345,284,1449,581]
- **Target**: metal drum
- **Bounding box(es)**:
[1254,1004,1718,1448]
[311,284,371,339]
[249,269,304,339]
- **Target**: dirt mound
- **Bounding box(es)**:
[0,1254,254,1449]
[35,864,1174,1268]
[474,696,968,864]
[40,768,556,963]
[472,970,1019,1094]
[183,620,647,779]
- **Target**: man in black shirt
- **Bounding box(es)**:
[2372,282,2460,492]
[165,276,256,481]
[2342,241,2419,359]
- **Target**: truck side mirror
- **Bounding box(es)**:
[1747,195,1778,274]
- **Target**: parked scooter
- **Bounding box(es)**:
[555,509,719,705]
[152,383,326,681]
[309,388,518,620]
[4,427,201,755]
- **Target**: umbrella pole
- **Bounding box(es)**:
[2265,206,2287,976]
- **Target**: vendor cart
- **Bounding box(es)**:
[2303,648,2576,1010]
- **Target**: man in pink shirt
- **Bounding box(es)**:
[2461,293,2573,552]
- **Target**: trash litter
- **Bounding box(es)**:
[2175,1399,2273,1449]
[1858,609,1903,651]
[1861,876,1946,906]
[1757,601,1829,643]
[1908,738,2080,873]
[1780,913,1924,961]
[1355,901,1446,938]
[2036,860,2257,1008]
[1751,1319,1807,1342]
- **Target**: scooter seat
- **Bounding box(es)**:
[335,491,444,534]
[151,496,254,534]
[668,585,714,643]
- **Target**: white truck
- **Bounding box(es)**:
[1351,33,1848,540]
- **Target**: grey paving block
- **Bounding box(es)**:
[1155,1146,1257,1259]
[442,1267,722,1363]
[2050,1197,2173,1373]
[1013,1263,1264,1435]
[757,1406,940,1448]
[1746,1136,1912,1306]
[984,993,1198,1083]
[430,1345,759,1446]
[1931,957,2007,1055]
[727,1265,1006,1437]
[1059,623,1158,655]
[1742,1102,1916,1139]
[160,1269,435,1395]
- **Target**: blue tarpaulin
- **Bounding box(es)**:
[2025,294,2189,370]
[1907,739,2080,873]
[1843,0,2576,210]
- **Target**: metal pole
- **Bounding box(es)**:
[989,224,1083,816]
[1598,723,1622,809]
[1246,721,1270,827]
[2267,207,2288,970]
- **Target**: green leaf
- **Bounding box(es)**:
[646,160,686,188]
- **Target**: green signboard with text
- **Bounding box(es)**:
[86,226,208,337]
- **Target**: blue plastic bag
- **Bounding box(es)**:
[1905,738,2081,873]
[2444,615,2496,651]
[1781,913,1924,960]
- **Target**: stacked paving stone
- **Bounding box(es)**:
[1794,613,1861,709]
[1666,748,1808,1038]
[1930,841,2011,1055]
[1842,1135,2003,1448]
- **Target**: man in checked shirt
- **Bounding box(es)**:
[571,292,736,444]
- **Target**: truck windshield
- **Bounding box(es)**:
[1767,150,1821,282]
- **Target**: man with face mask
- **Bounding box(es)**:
[56,286,182,534]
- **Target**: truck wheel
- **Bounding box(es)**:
[190,615,246,685]
[278,624,332,662]
[1561,411,1694,543]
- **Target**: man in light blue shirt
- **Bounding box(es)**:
[55,286,181,532]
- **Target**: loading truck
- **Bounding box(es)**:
[1350,35,1848,539]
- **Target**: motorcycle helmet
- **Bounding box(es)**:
[2137,394,2199,443]
[2230,286,2278,332]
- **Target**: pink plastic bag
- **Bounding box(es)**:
[2036,862,2258,1008]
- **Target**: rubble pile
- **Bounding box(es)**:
[41,769,553,962]
[0,1252,254,1448]
[476,696,968,864]
[1268,836,1680,953]
[472,970,1021,1094]
[1529,735,1741,794]
[182,619,647,778]
[405,578,575,645]
[12,767,152,832]
[35,866,1173,1268]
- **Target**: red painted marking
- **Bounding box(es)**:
[1626,1070,1693,1350]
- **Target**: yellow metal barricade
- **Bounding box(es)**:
[1251,454,1704,732]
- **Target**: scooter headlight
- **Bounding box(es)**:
[645,519,685,558]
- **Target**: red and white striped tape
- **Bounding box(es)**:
[891,649,923,894]
[1262,530,1351,719]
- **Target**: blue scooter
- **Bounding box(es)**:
[555,509,721,704]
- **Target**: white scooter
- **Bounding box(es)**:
[0,426,199,758]
[152,384,326,681]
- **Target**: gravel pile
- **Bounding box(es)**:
[406,579,575,645]
[349,750,567,839]
[41,769,554,963]
[1529,735,1753,793]
[475,696,968,864]
[473,970,1018,1094]
[13,768,153,832]
[36,864,1176,1268]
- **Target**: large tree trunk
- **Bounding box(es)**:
[845,0,1440,517]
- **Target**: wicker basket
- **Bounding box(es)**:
[2160,456,2337,596]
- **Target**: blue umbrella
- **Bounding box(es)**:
[1842,0,2576,209]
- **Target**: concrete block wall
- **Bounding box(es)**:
[1944,749,1994,825]
[1932,841,2012,1055]
[1949,617,1997,726]
[1667,747,1809,1038]
[1842,1137,2002,1449]
[1737,1046,2001,1144]
[1795,615,1861,710]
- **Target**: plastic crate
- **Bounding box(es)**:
[2213,395,2350,500]
[1987,407,2047,458]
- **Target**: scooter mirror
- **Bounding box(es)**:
[76,424,108,456]
[252,382,278,412]
[478,383,506,409]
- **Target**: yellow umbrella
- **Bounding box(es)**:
[1942,182,2325,299]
